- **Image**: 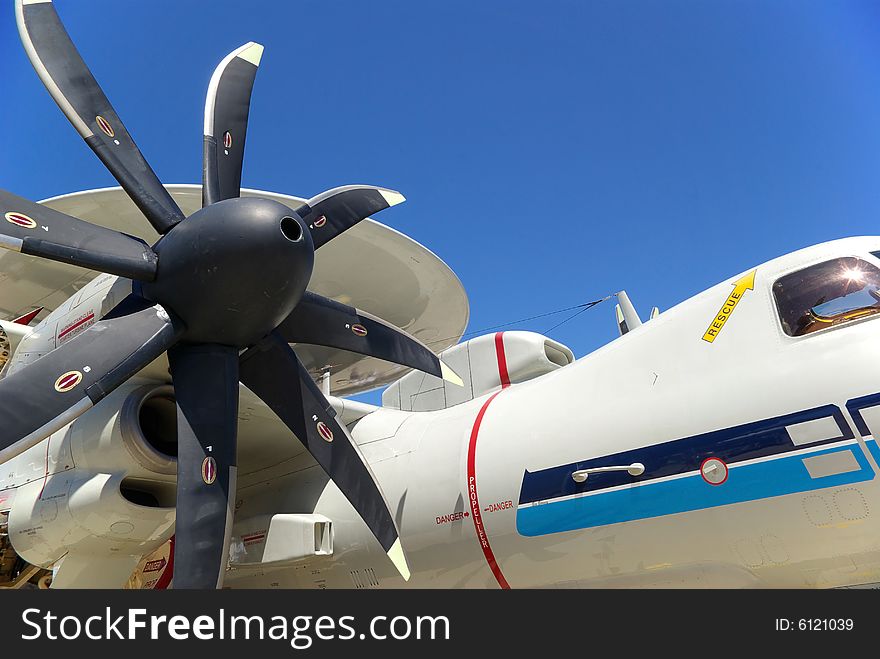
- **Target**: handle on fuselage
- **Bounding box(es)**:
[571,463,645,483]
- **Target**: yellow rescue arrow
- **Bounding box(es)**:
[702,270,757,343]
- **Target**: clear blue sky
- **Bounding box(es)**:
[3,1,880,403]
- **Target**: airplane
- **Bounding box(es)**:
[3,0,880,590]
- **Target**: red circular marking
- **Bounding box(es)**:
[313,215,327,228]
[202,456,217,485]
[316,421,334,442]
[5,212,36,229]
[223,131,233,149]
[700,456,728,486]
[95,115,115,138]
[351,323,368,337]
[54,370,83,393]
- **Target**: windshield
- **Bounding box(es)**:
[773,257,880,337]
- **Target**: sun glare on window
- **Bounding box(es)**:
[773,257,880,337]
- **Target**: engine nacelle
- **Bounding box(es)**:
[382,331,575,412]
[2,383,179,586]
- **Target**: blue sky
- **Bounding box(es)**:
[3,1,880,403]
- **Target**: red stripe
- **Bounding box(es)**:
[59,313,94,339]
[203,458,216,483]
[97,116,114,136]
[318,422,333,441]
[466,390,510,589]
[58,374,78,389]
[494,332,510,388]
[154,536,175,589]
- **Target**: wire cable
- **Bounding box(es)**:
[426,294,613,348]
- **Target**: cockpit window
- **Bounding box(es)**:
[773,257,880,337]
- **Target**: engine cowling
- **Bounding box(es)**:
[3,382,179,587]
[382,331,575,412]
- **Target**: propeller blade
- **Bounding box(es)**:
[0,296,182,464]
[277,291,462,385]
[239,333,411,580]
[168,344,239,589]
[15,0,185,234]
[0,189,158,281]
[295,186,405,249]
[203,42,264,207]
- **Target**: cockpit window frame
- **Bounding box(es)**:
[772,255,880,339]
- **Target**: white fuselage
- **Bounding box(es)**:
[226,236,880,589]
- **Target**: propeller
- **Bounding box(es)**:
[0,189,158,280]
[1,0,462,588]
[294,185,407,249]
[202,42,264,207]
[168,344,240,589]
[0,292,182,464]
[277,291,463,385]
[239,333,410,578]
[15,0,185,234]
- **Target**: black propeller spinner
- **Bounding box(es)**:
[144,198,315,346]
[0,0,460,588]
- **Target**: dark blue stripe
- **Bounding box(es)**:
[845,392,880,437]
[519,404,852,506]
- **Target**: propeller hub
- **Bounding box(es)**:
[143,197,314,346]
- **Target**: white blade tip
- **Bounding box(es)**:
[237,42,264,67]
[379,189,406,207]
[441,360,464,387]
[387,538,411,581]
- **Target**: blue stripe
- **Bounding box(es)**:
[865,438,880,465]
[516,444,875,537]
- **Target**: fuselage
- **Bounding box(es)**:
[5,236,880,589]
[227,236,880,588]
